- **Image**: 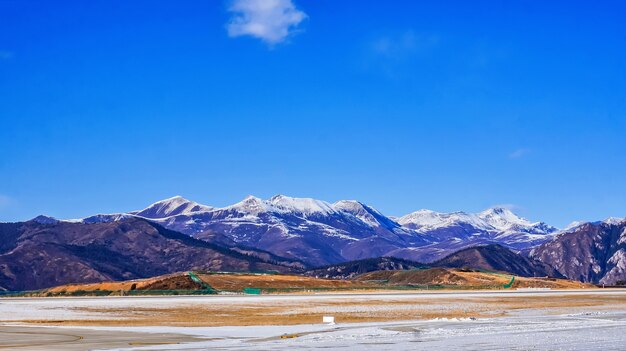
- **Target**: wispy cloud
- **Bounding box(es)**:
[0,195,11,210]
[370,31,439,60]
[226,0,307,45]
[372,31,414,59]
[508,148,530,159]
[0,51,14,60]
[363,30,439,78]
[491,203,522,212]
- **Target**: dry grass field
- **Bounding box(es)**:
[41,269,593,297]
[6,290,623,328]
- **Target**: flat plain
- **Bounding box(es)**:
[1,289,626,350]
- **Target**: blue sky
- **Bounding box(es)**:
[1,0,625,226]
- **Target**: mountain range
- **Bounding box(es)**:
[0,217,296,291]
[531,219,626,285]
[1,194,624,289]
[68,195,561,266]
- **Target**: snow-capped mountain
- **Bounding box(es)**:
[531,217,626,284]
[478,207,557,235]
[396,207,558,256]
[398,209,489,232]
[150,195,430,266]
[399,207,556,235]
[131,195,213,218]
[13,195,624,284]
[62,195,566,266]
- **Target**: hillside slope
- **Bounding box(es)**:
[306,257,426,279]
[355,268,590,289]
[531,219,626,284]
[433,244,561,277]
[75,195,560,266]
[0,218,290,291]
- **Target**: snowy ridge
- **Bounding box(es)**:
[131,195,213,218]
[399,207,557,235]
[44,194,622,266]
[221,195,337,216]
[80,213,135,224]
[332,200,400,229]
[269,195,335,215]
[602,217,626,226]
[398,210,490,232]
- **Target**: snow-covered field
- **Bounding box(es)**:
[92,311,626,351]
[1,290,626,350]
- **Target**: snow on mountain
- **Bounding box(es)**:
[88,194,428,266]
[211,195,336,217]
[80,213,135,224]
[478,207,556,234]
[399,207,557,236]
[333,200,401,230]
[398,210,489,232]
[60,194,569,266]
[532,219,626,284]
[131,195,213,219]
[224,195,271,215]
[395,207,559,258]
[563,221,585,231]
[602,217,626,226]
[268,195,335,216]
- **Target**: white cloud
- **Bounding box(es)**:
[363,30,440,79]
[370,31,439,59]
[492,203,522,212]
[0,195,11,210]
[509,148,530,159]
[371,31,418,59]
[0,51,14,60]
[226,0,307,45]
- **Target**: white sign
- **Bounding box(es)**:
[322,316,335,324]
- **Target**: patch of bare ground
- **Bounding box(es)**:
[39,269,593,298]
[356,269,593,289]
[15,293,626,327]
[196,273,363,291]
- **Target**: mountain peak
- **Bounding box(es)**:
[333,200,399,229]
[479,207,529,226]
[563,221,585,231]
[239,195,265,206]
[268,195,335,215]
[31,215,59,225]
[333,199,365,210]
[133,196,212,219]
[227,195,270,214]
[398,209,484,230]
[478,207,557,234]
[604,217,625,225]
[243,195,262,202]
[480,206,515,216]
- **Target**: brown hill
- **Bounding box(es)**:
[38,268,592,296]
[0,218,291,291]
[433,244,561,277]
[355,268,592,289]
[531,220,626,284]
[44,271,360,295]
[306,257,426,279]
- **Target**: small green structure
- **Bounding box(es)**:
[187,271,218,293]
[243,287,262,295]
[503,276,515,289]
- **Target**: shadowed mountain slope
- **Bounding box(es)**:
[433,244,561,278]
[0,218,292,291]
